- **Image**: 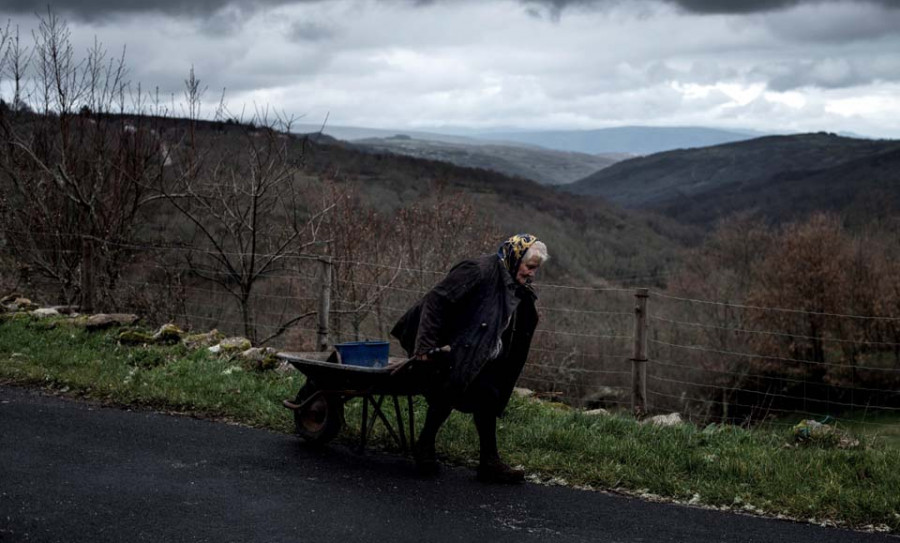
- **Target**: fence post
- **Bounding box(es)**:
[631,288,649,418]
[317,256,333,352]
[81,236,95,314]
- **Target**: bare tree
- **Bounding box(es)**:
[0,10,169,305]
[161,107,335,344]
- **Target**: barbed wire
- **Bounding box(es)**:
[537,284,632,293]
[330,257,446,276]
[650,338,900,373]
[169,313,320,335]
[648,314,900,347]
[534,328,632,340]
[647,389,896,428]
[648,374,900,412]
[116,279,320,302]
[334,278,429,295]
[526,362,631,376]
[537,306,633,317]
[652,290,900,322]
[529,347,632,360]
[650,358,899,395]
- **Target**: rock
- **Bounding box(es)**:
[240,347,280,371]
[583,408,609,416]
[275,360,296,374]
[216,337,252,355]
[49,305,79,315]
[117,329,155,346]
[582,386,628,408]
[27,318,58,331]
[0,312,30,323]
[32,308,60,318]
[83,313,139,331]
[152,323,184,344]
[6,297,38,312]
[646,413,684,427]
[513,387,535,398]
[0,293,23,305]
[183,329,225,350]
[793,419,860,449]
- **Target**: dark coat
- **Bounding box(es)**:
[390,254,538,414]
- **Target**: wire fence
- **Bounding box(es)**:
[3,234,900,430]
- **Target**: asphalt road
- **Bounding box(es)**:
[0,385,895,543]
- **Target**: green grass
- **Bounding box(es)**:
[1,314,899,533]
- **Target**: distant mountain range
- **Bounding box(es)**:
[294,124,775,156]
[294,124,487,146]
[565,132,900,227]
[350,136,621,185]
[468,126,771,155]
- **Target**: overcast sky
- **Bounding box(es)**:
[2,0,899,137]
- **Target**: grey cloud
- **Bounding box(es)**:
[755,56,900,90]
[0,0,301,21]
[521,0,900,14]
[286,20,337,42]
[8,0,899,22]
[762,4,900,42]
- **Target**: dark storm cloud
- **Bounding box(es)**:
[7,0,899,21]
[0,0,299,21]
[521,0,900,14]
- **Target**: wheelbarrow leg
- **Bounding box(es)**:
[358,395,404,453]
[393,395,408,451]
[358,396,369,453]
[368,395,402,448]
[407,395,416,450]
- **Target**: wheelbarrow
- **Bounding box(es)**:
[277,346,446,452]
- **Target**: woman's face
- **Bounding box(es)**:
[515,255,542,285]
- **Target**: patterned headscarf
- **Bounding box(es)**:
[497,233,538,276]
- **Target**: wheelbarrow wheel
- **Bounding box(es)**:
[293,383,344,446]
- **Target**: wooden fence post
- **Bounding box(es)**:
[81,237,95,314]
[631,288,649,418]
[317,257,332,352]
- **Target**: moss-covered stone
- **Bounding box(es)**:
[32,308,60,318]
[793,419,860,449]
[4,297,38,312]
[215,336,252,355]
[83,313,139,331]
[152,323,184,344]
[183,329,225,350]
[0,293,23,305]
[239,347,280,371]
[1,312,32,324]
[118,329,155,346]
[26,318,59,331]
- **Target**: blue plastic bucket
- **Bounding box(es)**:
[335,341,390,368]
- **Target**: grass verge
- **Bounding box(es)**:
[1,314,898,533]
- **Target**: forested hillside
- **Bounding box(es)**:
[566,133,900,227]
[349,136,620,186]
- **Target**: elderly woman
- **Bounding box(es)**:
[391,234,548,483]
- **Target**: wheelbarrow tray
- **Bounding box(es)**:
[278,351,435,450]
[277,351,430,396]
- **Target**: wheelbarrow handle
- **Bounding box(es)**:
[390,345,451,376]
